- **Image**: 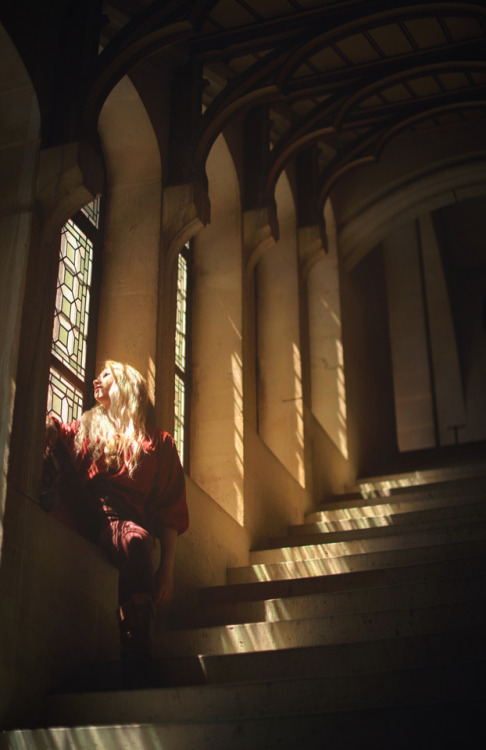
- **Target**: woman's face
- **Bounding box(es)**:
[93,368,114,408]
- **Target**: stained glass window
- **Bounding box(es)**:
[174,243,191,466]
[81,195,101,228]
[51,220,92,379]
[47,366,84,423]
[175,253,188,372]
[47,199,100,422]
[174,372,185,461]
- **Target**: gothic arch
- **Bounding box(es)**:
[97,74,162,382]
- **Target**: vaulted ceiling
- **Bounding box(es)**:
[97,0,486,206]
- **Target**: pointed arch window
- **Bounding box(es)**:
[47,198,102,422]
[174,241,192,468]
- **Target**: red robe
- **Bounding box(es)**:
[53,420,189,539]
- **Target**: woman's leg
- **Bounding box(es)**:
[98,518,156,675]
[98,518,156,604]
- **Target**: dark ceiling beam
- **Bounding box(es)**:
[192,0,481,59]
[276,3,486,89]
[192,0,394,58]
[317,96,486,210]
[372,98,486,159]
[334,61,486,128]
[194,45,291,167]
[284,37,486,99]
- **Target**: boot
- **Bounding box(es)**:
[117,593,155,688]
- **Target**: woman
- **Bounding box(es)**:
[44,361,189,680]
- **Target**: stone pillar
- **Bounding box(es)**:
[384,221,436,451]
[96,76,161,383]
[189,134,243,523]
[419,213,466,445]
[0,25,40,533]
[305,222,348,459]
[256,175,305,488]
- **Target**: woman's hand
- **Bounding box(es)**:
[154,566,174,605]
[45,417,58,455]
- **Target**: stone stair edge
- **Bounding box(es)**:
[273,510,486,548]
[49,624,486,698]
[302,497,486,527]
[248,524,486,564]
[311,485,486,516]
[195,552,486,605]
[156,597,486,656]
[173,571,486,630]
[46,660,486,729]
[357,462,486,486]
[12,699,484,750]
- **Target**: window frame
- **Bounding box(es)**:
[48,200,103,421]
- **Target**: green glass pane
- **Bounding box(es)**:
[175,253,188,371]
[81,197,100,229]
[47,366,83,423]
[174,373,185,461]
[52,220,93,379]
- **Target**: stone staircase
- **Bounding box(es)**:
[3,468,486,748]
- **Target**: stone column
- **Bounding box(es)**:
[256,175,305,488]
[384,221,436,451]
[419,213,466,445]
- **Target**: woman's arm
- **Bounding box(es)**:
[45,417,59,453]
[154,526,178,605]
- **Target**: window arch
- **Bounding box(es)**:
[47,198,102,421]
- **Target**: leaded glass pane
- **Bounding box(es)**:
[174,372,185,459]
[52,220,93,378]
[47,366,83,423]
[81,197,101,228]
[175,253,188,371]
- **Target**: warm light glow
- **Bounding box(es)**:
[308,217,348,460]
[292,342,305,487]
[231,350,244,525]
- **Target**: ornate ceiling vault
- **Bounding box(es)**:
[12,0,485,223]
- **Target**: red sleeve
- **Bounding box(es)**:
[145,431,189,537]
[49,417,79,457]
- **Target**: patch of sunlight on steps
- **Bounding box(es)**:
[5,700,483,750]
[44,661,485,728]
[230,539,486,583]
[357,464,486,495]
[186,573,486,628]
[307,485,486,521]
[251,521,486,564]
[154,598,485,657]
[295,499,486,535]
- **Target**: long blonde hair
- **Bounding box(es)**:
[75,361,149,476]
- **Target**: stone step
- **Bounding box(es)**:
[248,523,486,568]
[45,659,485,730]
[358,461,486,490]
[160,625,486,686]
[228,539,486,583]
[155,597,485,658]
[307,483,486,522]
[198,552,486,607]
[10,699,482,750]
[267,513,486,551]
[294,499,486,535]
[51,623,486,695]
[180,572,486,629]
